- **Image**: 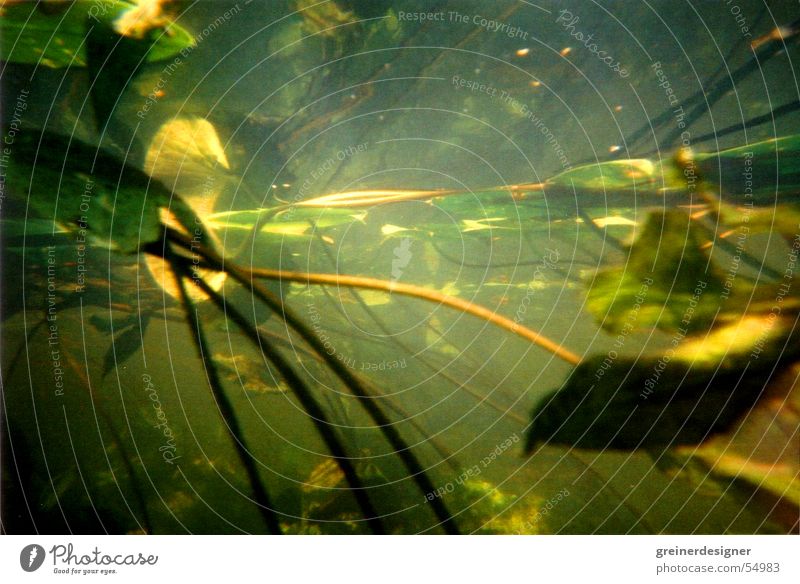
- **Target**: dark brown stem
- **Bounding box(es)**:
[167,231,462,534]
[167,247,284,534]
[167,250,387,534]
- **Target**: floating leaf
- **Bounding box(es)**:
[145,117,231,217]
[0,0,194,68]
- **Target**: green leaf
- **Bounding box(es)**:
[525,314,797,452]
[697,135,800,204]
[1,0,194,68]
[586,210,728,334]
[546,158,662,192]
[4,129,172,253]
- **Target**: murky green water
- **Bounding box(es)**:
[2,0,799,534]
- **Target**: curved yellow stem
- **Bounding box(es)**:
[246,265,582,366]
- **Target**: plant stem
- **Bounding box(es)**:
[183,258,388,534]
[246,267,581,366]
[168,248,284,534]
[168,231,462,534]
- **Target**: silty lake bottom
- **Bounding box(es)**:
[1,0,799,534]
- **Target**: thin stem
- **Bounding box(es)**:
[246,267,581,366]
[313,232,527,426]
[168,232,462,534]
[184,258,387,535]
[167,248,284,534]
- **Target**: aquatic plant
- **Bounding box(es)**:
[2,1,799,535]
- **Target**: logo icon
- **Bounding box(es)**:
[391,238,413,282]
[20,544,45,572]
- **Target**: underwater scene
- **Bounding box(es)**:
[1,0,799,535]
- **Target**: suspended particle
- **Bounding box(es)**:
[560,47,572,56]
[516,48,530,57]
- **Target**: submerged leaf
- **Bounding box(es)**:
[698,135,800,203]
[586,210,728,334]
[101,316,148,376]
[547,158,659,192]
[5,129,168,253]
[526,315,798,452]
[145,117,231,217]
[213,352,290,395]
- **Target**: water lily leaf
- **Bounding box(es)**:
[546,158,661,193]
[4,129,185,253]
[586,209,727,334]
[0,0,194,68]
[698,135,800,204]
[526,315,797,452]
[145,117,231,214]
